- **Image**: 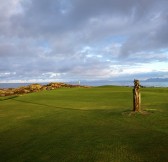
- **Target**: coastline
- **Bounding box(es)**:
[1,81,168,89]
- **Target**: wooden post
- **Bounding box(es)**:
[133,79,141,112]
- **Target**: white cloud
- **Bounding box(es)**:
[0,0,168,82]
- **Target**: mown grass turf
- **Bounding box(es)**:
[0,86,168,162]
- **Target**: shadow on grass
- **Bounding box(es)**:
[122,109,153,116]
[8,98,126,114]
[10,98,85,111]
[0,95,18,101]
[1,96,133,114]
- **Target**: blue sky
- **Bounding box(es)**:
[0,0,168,83]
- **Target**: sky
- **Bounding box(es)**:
[0,0,168,83]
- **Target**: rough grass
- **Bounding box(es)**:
[0,86,168,162]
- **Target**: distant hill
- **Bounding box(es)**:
[145,78,168,82]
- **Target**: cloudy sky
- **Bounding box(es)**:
[0,0,168,82]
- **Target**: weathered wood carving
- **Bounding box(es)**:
[133,79,141,112]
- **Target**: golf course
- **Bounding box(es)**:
[0,86,168,162]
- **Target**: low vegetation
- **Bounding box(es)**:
[0,86,168,162]
[0,82,89,96]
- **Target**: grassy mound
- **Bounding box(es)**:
[0,86,168,162]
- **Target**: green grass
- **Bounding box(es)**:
[0,86,168,162]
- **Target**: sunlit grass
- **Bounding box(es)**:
[0,86,168,162]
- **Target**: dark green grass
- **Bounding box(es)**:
[0,86,168,162]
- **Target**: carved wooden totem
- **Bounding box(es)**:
[133,79,141,112]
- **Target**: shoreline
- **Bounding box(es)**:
[0,81,168,89]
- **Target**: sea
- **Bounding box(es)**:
[0,81,168,89]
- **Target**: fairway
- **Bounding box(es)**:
[0,86,168,162]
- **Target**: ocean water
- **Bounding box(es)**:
[0,81,168,88]
[79,81,168,87]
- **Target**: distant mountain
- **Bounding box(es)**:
[145,78,168,82]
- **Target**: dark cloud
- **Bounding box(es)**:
[0,0,168,82]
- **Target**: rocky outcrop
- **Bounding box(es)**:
[0,82,89,97]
